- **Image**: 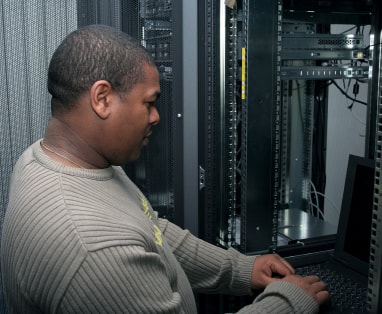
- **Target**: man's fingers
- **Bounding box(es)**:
[315,290,330,305]
[281,274,330,305]
[279,258,295,275]
[304,275,321,283]
[269,255,295,276]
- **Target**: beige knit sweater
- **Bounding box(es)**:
[1,140,318,313]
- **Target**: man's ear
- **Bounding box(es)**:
[90,80,113,119]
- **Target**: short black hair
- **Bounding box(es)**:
[48,24,156,114]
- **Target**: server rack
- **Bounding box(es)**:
[78,0,200,232]
[205,0,375,247]
[133,0,199,233]
[198,0,282,255]
[206,0,381,312]
[126,0,186,228]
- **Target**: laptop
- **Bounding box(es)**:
[285,154,375,313]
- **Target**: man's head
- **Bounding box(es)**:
[45,25,161,166]
[48,24,156,114]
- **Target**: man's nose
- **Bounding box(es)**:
[150,106,160,125]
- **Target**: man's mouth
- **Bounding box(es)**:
[143,131,152,145]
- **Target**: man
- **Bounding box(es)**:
[1,25,328,313]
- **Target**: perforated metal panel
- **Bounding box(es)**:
[0,2,78,312]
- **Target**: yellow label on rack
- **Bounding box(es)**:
[241,47,246,100]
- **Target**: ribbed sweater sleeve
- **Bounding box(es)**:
[158,218,255,295]
[158,219,319,314]
[244,281,318,313]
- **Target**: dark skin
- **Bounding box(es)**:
[42,62,329,308]
[42,64,161,168]
[41,117,106,169]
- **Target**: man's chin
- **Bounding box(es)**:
[127,149,144,164]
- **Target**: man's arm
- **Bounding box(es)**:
[159,218,328,313]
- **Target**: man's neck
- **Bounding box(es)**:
[42,117,110,169]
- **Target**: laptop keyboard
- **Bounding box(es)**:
[296,263,368,313]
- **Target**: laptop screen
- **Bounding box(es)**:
[335,154,375,275]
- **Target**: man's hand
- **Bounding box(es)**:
[251,254,329,306]
[282,274,330,306]
[251,254,295,289]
